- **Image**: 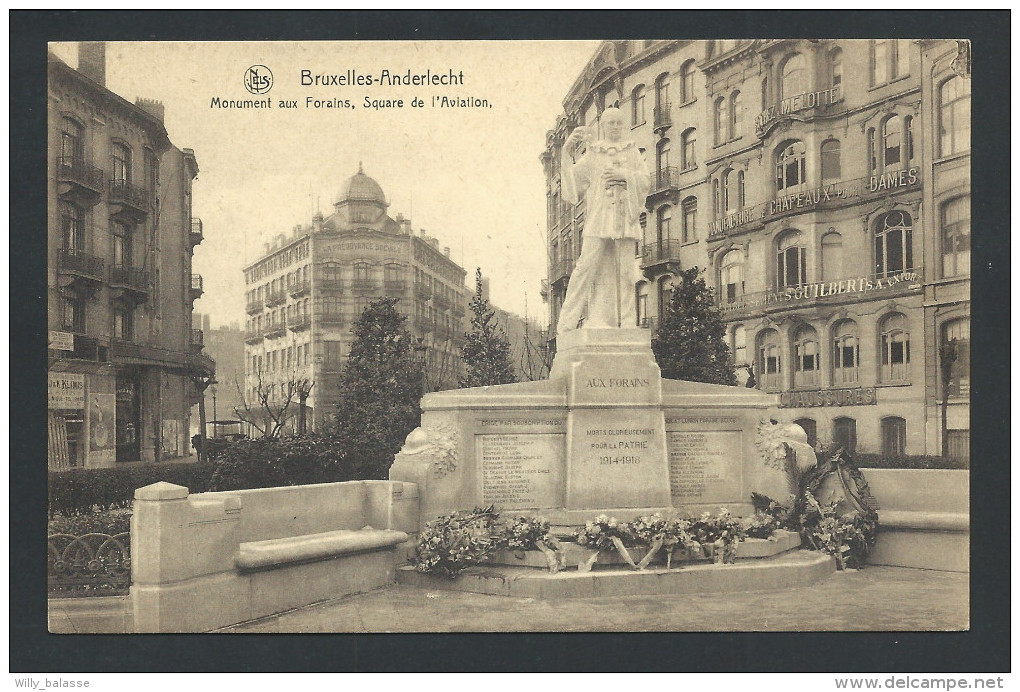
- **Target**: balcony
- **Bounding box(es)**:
[107,179,150,222]
[351,279,376,294]
[288,279,310,298]
[190,218,204,247]
[714,268,923,320]
[109,263,148,295]
[540,279,550,302]
[433,293,450,311]
[55,156,104,203]
[414,316,432,333]
[189,274,204,301]
[246,296,265,314]
[265,288,287,307]
[244,328,263,344]
[57,249,105,290]
[414,282,432,300]
[653,103,672,132]
[551,257,574,284]
[264,322,287,339]
[189,328,204,354]
[648,166,680,199]
[641,240,683,269]
[384,279,407,296]
[314,310,343,326]
[287,313,311,331]
[451,303,466,317]
[54,335,110,364]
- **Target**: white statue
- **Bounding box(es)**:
[558,107,650,334]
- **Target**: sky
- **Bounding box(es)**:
[52,40,600,329]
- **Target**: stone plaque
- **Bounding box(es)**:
[668,431,743,505]
[565,408,670,509]
[479,434,563,510]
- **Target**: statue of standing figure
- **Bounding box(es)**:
[557,107,650,334]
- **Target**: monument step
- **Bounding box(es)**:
[488,531,802,569]
[396,549,834,599]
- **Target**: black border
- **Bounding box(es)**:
[12,10,1010,673]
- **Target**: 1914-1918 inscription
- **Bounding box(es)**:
[668,431,743,505]
[480,434,563,509]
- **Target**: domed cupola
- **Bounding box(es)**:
[334,162,388,226]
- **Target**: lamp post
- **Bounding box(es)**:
[939,338,958,458]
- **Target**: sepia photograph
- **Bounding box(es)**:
[32,22,992,657]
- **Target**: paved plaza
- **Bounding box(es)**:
[218,566,968,633]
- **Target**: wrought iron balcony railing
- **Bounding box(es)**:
[110,265,149,293]
[414,282,432,300]
[384,279,407,295]
[57,248,105,281]
[653,103,672,131]
[265,288,287,307]
[351,279,376,293]
[649,166,680,196]
[288,279,310,297]
[552,257,574,282]
[190,328,204,352]
[189,274,204,300]
[108,179,150,214]
[190,218,204,247]
[287,313,311,331]
[641,239,683,267]
[246,297,264,314]
[55,156,105,194]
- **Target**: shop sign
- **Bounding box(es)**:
[49,373,85,409]
[49,331,74,351]
[755,86,843,136]
[719,269,921,314]
[779,386,877,408]
[709,168,919,236]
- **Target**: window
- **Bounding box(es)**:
[775,141,806,191]
[871,39,910,85]
[59,201,84,251]
[144,148,158,198]
[656,139,671,174]
[61,291,86,334]
[736,171,745,210]
[941,197,970,278]
[760,76,769,111]
[729,90,741,139]
[61,117,84,161]
[681,128,697,170]
[655,73,670,111]
[880,313,911,382]
[114,305,133,341]
[714,97,727,145]
[720,250,744,304]
[833,417,857,454]
[757,329,782,390]
[776,230,806,289]
[874,211,913,277]
[385,263,404,283]
[829,48,843,88]
[636,287,648,327]
[323,341,344,368]
[780,54,806,100]
[712,179,720,217]
[723,170,739,215]
[821,139,841,181]
[657,277,672,321]
[883,115,902,168]
[112,221,131,267]
[318,295,342,315]
[881,417,907,457]
[942,319,970,397]
[867,127,877,174]
[939,76,971,157]
[732,325,747,365]
[681,197,697,243]
[680,61,695,104]
[656,205,672,244]
[794,418,818,448]
[793,324,820,388]
[831,319,859,384]
[821,231,843,282]
[111,142,131,184]
[904,116,914,162]
[631,85,646,126]
[320,262,341,282]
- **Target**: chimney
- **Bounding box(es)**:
[419,229,426,238]
[443,247,450,258]
[135,98,165,122]
[78,42,106,86]
[203,314,211,332]
[263,243,270,255]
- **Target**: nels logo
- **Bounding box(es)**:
[244,65,273,95]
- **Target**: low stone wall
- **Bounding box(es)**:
[130,479,419,632]
[864,469,969,572]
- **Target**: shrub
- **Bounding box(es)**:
[207,434,354,491]
[854,454,967,470]
[48,462,218,517]
[48,508,132,536]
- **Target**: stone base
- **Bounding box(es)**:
[397,549,834,599]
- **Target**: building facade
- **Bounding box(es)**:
[242,167,469,434]
[541,39,970,459]
[48,44,213,469]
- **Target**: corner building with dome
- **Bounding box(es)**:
[243,166,469,433]
[541,40,970,460]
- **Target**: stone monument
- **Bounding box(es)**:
[390,109,781,530]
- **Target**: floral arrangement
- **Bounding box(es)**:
[573,515,640,571]
[688,508,746,563]
[799,491,877,571]
[741,512,783,541]
[411,505,504,579]
[501,515,563,572]
[628,513,700,569]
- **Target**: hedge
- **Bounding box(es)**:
[207,434,356,491]
[48,508,132,536]
[48,462,218,517]
[855,454,968,470]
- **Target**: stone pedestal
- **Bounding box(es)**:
[389,327,779,530]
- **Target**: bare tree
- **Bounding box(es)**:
[518,321,553,381]
[234,365,314,439]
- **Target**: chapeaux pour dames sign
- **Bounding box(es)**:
[755,86,844,137]
[779,386,877,408]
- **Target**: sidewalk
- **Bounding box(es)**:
[218,566,968,633]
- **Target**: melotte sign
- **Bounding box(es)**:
[755,86,843,137]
